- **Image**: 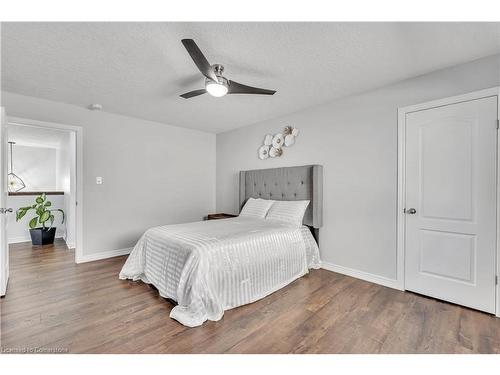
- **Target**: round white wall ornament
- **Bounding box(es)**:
[263,134,273,146]
[269,147,283,158]
[284,134,295,147]
[258,145,270,160]
[272,134,284,149]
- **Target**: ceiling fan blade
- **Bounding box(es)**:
[228,80,276,95]
[181,39,218,82]
[180,88,207,99]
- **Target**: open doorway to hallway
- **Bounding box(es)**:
[6,123,77,254]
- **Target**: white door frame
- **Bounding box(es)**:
[1,108,9,296]
[397,86,500,317]
[6,116,84,264]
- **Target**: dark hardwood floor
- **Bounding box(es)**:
[1,240,500,354]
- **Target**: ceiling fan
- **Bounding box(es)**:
[179,39,276,99]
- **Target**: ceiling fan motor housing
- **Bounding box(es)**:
[212,64,225,79]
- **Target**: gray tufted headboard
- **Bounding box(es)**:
[239,165,323,228]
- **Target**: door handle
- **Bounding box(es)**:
[405,208,417,215]
[0,208,13,214]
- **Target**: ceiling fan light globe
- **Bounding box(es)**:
[206,82,228,97]
[205,77,228,97]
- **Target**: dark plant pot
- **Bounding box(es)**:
[29,227,56,246]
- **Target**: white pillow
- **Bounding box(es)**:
[265,200,310,227]
[239,198,275,218]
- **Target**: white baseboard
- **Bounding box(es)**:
[76,247,132,263]
[321,261,403,291]
[8,235,64,244]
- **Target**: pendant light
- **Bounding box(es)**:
[7,141,26,192]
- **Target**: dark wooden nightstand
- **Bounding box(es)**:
[207,213,238,220]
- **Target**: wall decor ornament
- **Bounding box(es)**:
[284,134,295,147]
[269,146,283,158]
[258,126,299,160]
[258,145,270,159]
[263,134,273,146]
[271,133,284,149]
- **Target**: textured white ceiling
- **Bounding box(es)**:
[2,22,500,133]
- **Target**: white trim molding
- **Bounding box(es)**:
[397,86,500,317]
[497,88,500,319]
[77,247,132,263]
[65,242,76,250]
[321,261,402,291]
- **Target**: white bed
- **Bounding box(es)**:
[119,216,320,327]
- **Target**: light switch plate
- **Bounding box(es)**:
[96,177,103,185]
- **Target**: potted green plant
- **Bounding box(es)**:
[16,193,65,246]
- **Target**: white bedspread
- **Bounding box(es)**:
[119,216,320,327]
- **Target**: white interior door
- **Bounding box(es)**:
[0,107,10,296]
[404,96,498,313]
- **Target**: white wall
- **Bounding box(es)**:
[1,92,216,258]
[7,194,65,243]
[55,132,70,191]
[59,132,76,248]
[54,130,76,248]
[9,144,57,191]
[216,54,500,282]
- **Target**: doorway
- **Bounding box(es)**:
[6,124,76,249]
[0,114,83,297]
[397,87,500,316]
[5,116,83,263]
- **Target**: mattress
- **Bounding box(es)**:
[119,216,320,327]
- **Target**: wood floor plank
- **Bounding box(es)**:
[2,240,500,353]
